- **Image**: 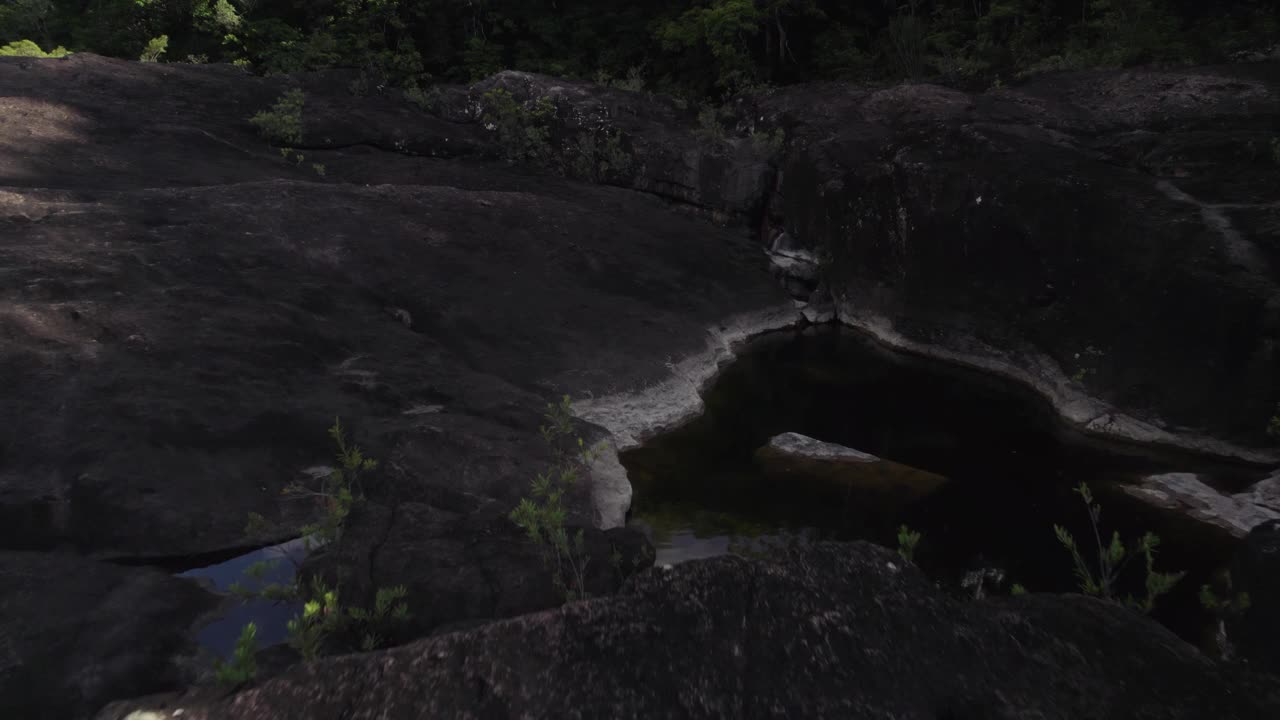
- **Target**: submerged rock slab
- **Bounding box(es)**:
[1121,471,1280,539]
[97,542,1280,719]
[755,432,947,504]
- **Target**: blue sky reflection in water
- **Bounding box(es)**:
[178,538,309,659]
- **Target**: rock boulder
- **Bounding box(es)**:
[755,431,948,506]
[97,542,1280,720]
[0,552,219,720]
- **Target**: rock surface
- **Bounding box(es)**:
[6,52,1280,717]
[758,64,1280,455]
[0,53,792,564]
[0,53,786,713]
[0,552,220,720]
[300,500,655,641]
[755,431,947,505]
[1229,519,1280,673]
[97,542,1280,720]
[467,65,1280,458]
[1122,471,1280,539]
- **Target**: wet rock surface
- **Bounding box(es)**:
[97,543,1280,720]
[1122,471,1280,539]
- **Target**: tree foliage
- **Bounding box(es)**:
[2,1,1274,95]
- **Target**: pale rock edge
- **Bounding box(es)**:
[577,300,1280,530]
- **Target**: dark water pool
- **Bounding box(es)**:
[178,538,307,659]
[622,327,1266,646]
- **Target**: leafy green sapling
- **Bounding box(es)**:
[213,622,258,687]
[1053,481,1185,612]
[511,395,601,602]
[249,88,306,146]
[897,524,922,563]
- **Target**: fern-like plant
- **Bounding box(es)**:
[510,395,598,602]
[282,417,376,549]
[213,622,258,686]
[286,580,343,662]
[348,585,411,651]
[249,88,306,146]
[1054,482,1185,612]
[897,524,922,563]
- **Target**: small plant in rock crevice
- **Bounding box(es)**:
[285,417,377,550]
[897,524,922,563]
[240,416,373,575]
[229,420,410,664]
[213,621,258,687]
[694,104,728,145]
[510,395,601,603]
[1200,571,1252,617]
[250,88,306,146]
[1054,481,1185,613]
[1200,569,1251,659]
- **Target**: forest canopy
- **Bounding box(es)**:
[2,0,1276,95]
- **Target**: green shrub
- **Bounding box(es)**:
[403,84,441,112]
[347,585,412,651]
[751,128,785,159]
[282,579,410,660]
[0,40,70,58]
[480,87,557,165]
[213,622,258,687]
[511,395,598,602]
[284,417,376,549]
[566,127,632,182]
[594,65,646,92]
[286,580,343,662]
[1054,481,1185,612]
[884,14,928,80]
[695,104,727,144]
[897,524,922,563]
[1200,571,1251,617]
[227,420,411,660]
[249,88,306,146]
[139,35,168,63]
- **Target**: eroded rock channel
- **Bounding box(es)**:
[621,327,1273,647]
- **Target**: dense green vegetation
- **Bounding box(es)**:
[2,1,1275,95]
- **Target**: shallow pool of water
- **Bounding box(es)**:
[178,538,308,659]
[622,327,1266,643]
